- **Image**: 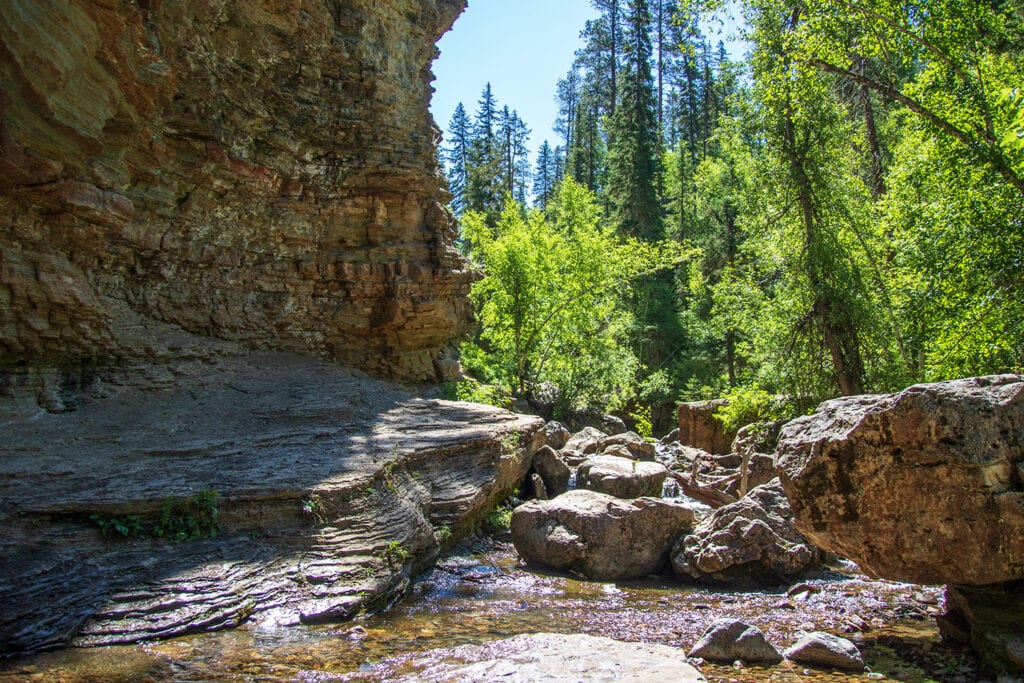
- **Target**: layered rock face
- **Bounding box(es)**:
[0,0,470,405]
[0,353,545,654]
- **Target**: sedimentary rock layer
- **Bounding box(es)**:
[0,0,470,402]
[0,353,544,655]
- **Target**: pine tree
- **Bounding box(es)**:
[465,83,502,217]
[533,140,558,209]
[606,0,663,241]
[444,103,472,215]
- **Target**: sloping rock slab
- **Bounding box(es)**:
[671,481,821,583]
[510,490,696,580]
[0,353,544,655]
[390,633,706,682]
[776,374,1024,585]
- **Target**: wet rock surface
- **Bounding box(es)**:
[0,353,544,655]
[776,374,1024,586]
[388,633,707,682]
[510,490,696,580]
[0,541,974,682]
[671,481,821,583]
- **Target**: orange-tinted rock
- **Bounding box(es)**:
[776,375,1024,586]
[677,400,736,455]
[0,0,470,393]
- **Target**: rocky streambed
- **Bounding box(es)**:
[0,538,976,682]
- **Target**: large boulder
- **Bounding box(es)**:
[775,375,1024,586]
[677,400,735,454]
[577,455,668,499]
[671,481,821,583]
[510,490,697,580]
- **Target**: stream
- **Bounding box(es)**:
[0,536,980,682]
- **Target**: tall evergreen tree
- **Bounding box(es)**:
[533,140,559,209]
[606,0,663,241]
[465,83,502,217]
[444,103,472,215]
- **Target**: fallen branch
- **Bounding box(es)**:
[667,470,738,509]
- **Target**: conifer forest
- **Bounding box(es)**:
[440,0,1024,428]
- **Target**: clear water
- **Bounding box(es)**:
[0,539,974,683]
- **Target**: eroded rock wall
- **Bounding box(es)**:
[0,0,470,402]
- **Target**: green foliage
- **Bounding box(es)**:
[498,431,521,457]
[484,506,513,532]
[461,180,695,415]
[439,377,512,409]
[380,540,409,567]
[302,494,327,525]
[434,524,453,544]
[712,386,806,434]
[628,405,654,439]
[90,489,221,542]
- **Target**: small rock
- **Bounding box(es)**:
[784,632,864,671]
[913,591,938,605]
[530,473,548,500]
[688,619,782,664]
[600,431,656,460]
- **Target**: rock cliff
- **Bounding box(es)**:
[1,0,470,412]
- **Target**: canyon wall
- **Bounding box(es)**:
[0,0,470,405]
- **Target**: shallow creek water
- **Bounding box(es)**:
[1,538,979,683]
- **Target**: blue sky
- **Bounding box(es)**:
[430,0,598,158]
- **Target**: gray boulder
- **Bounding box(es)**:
[532,445,571,497]
[784,632,864,671]
[776,374,1024,586]
[671,481,820,583]
[564,427,606,455]
[689,619,782,663]
[577,455,668,499]
[600,431,656,460]
[542,421,571,450]
[510,489,696,580]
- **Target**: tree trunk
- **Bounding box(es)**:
[859,57,886,197]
